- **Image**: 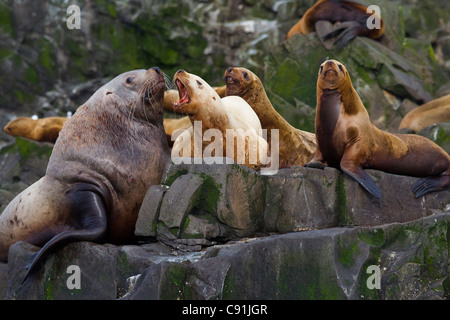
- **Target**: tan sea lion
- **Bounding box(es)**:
[399,94,450,133]
[286,0,385,48]
[0,67,170,282]
[171,69,268,170]
[224,67,316,168]
[163,116,192,146]
[3,116,68,143]
[305,59,450,199]
[163,86,226,113]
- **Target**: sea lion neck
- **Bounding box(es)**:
[188,98,232,133]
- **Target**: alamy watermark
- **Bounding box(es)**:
[66,265,81,290]
[66,5,81,30]
[171,121,280,175]
[366,5,382,30]
[366,265,381,290]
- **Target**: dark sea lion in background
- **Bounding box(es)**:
[224,67,316,168]
[286,0,385,48]
[0,67,170,282]
[305,59,450,199]
[3,116,68,143]
[399,94,450,133]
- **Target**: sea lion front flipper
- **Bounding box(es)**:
[340,163,382,199]
[21,185,108,284]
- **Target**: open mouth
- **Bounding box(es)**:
[173,78,190,107]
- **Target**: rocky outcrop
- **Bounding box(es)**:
[2,210,450,300]
[1,159,449,300]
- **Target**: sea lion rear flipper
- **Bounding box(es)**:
[321,21,362,48]
[412,175,450,198]
[315,20,336,50]
[21,187,108,284]
[341,165,382,199]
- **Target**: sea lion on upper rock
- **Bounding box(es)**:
[171,69,268,170]
[224,67,316,168]
[305,59,450,199]
[3,116,68,143]
[399,94,450,133]
[0,67,170,282]
[286,0,385,48]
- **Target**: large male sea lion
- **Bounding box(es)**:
[0,67,170,282]
[305,59,450,199]
[286,0,384,48]
[171,69,268,170]
[224,67,316,168]
[399,94,450,133]
[3,116,68,143]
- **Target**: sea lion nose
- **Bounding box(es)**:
[227,67,233,74]
[152,67,161,75]
[327,60,333,66]
[176,69,185,75]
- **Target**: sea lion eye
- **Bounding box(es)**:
[338,65,344,72]
[242,72,250,81]
[126,77,134,84]
[196,80,202,87]
[320,66,324,73]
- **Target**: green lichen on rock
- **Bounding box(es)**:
[0,137,53,161]
[198,173,222,214]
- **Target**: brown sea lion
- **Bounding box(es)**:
[399,94,450,133]
[224,67,316,168]
[286,0,385,48]
[0,67,170,282]
[171,69,268,170]
[3,116,68,143]
[305,59,450,199]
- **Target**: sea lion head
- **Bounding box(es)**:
[88,67,166,124]
[3,117,30,137]
[317,59,349,91]
[224,67,261,97]
[172,69,219,115]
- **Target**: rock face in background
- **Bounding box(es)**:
[0,0,450,300]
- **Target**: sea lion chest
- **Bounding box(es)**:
[316,89,347,167]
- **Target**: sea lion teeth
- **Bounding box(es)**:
[174,78,190,106]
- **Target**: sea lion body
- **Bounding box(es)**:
[286,0,384,47]
[224,67,316,168]
[399,94,450,133]
[3,116,68,143]
[0,67,170,281]
[171,70,268,169]
[306,60,450,199]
